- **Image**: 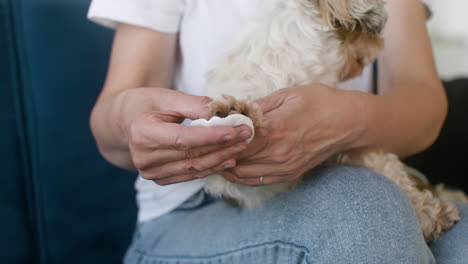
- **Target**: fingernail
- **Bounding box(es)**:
[223,162,234,169]
[240,130,251,139]
[232,144,246,153]
[223,134,235,141]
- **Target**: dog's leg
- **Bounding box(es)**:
[337,152,461,242]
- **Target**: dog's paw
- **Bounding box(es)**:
[433,199,460,239]
[209,95,266,135]
[209,99,230,118]
[420,197,461,242]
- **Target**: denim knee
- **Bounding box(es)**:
[261,166,435,263]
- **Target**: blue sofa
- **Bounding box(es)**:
[1,0,467,263]
[1,0,137,263]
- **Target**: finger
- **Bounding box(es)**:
[221,171,262,186]
[153,159,236,186]
[193,159,236,179]
[230,163,286,178]
[134,122,252,150]
[140,142,248,180]
[236,136,269,161]
[258,167,310,185]
[232,156,321,179]
[221,168,305,187]
[133,137,246,169]
[155,90,214,120]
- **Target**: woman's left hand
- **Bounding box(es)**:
[221,84,370,186]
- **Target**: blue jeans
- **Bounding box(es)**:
[124,166,468,264]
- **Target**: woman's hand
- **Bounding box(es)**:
[221,84,369,186]
[92,88,252,185]
[126,89,253,185]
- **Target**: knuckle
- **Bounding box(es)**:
[183,160,203,174]
[173,134,188,150]
[128,124,146,147]
[132,157,149,170]
[184,148,200,159]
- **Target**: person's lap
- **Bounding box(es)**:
[125,166,466,264]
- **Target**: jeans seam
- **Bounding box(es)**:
[134,240,312,263]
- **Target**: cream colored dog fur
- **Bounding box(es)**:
[202,0,461,242]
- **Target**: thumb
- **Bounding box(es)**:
[254,89,288,114]
[156,89,213,120]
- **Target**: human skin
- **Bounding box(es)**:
[90,0,446,186]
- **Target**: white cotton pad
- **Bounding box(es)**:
[189,114,255,143]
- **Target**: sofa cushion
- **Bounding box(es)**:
[0,1,34,262]
[4,0,138,262]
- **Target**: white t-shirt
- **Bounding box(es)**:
[88,0,432,223]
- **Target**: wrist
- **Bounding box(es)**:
[114,89,140,146]
[89,89,139,169]
[340,90,381,152]
[91,88,155,151]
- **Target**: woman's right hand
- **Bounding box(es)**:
[90,24,251,185]
[125,89,252,185]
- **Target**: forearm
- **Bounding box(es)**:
[350,0,447,158]
[351,81,447,158]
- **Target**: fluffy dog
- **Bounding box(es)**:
[202,0,461,242]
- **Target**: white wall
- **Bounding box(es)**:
[428,0,468,40]
[427,1,468,79]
